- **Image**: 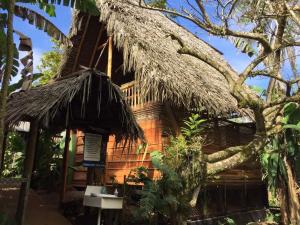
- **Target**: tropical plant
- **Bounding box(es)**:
[2,132,25,177]
[132,154,190,225]
[132,114,206,225]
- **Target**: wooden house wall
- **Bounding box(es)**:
[72,103,263,187]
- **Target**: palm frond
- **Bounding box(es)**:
[16,0,99,16]
[14,5,69,45]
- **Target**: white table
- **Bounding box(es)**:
[83,186,123,225]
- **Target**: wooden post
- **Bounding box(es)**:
[107,36,113,78]
[60,128,71,206]
[16,120,39,225]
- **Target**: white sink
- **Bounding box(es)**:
[83,186,123,209]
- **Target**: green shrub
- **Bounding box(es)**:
[132,114,206,225]
[2,132,25,177]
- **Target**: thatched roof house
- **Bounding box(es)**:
[58,0,242,116]
[6,70,143,142]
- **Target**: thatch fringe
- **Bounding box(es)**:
[6,70,144,142]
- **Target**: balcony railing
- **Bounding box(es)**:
[120,81,159,108]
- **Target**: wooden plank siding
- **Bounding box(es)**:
[72,103,262,187]
[71,82,262,187]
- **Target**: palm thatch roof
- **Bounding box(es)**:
[6,70,144,142]
[58,0,243,116]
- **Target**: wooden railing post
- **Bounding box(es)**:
[120,81,161,109]
[16,119,39,225]
[107,36,113,78]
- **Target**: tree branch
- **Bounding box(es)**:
[285,2,300,27]
[237,52,270,85]
[264,94,300,109]
[136,1,273,52]
[206,136,266,176]
[206,145,243,163]
[250,70,300,85]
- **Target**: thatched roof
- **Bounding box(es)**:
[58,0,243,116]
[6,70,144,142]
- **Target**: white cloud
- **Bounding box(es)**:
[32,48,43,73]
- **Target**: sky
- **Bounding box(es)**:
[11,1,272,88]
[12,3,71,83]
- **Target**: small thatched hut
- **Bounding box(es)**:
[5,69,144,224]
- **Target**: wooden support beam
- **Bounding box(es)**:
[107,36,113,78]
[72,15,91,73]
[60,128,71,206]
[16,120,39,225]
[89,23,105,68]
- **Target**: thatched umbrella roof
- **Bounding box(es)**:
[6,70,144,142]
[58,0,243,116]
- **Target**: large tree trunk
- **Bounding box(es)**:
[280,158,300,225]
[0,0,15,169]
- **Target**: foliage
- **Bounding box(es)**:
[0,0,98,82]
[37,39,63,84]
[265,210,281,224]
[145,0,167,9]
[132,154,190,225]
[18,0,99,16]
[181,113,206,142]
[132,114,206,225]
[31,131,64,191]
[2,132,25,177]
[261,102,300,192]
[249,85,265,97]
[2,130,64,191]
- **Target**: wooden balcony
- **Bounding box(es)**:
[120,81,160,109]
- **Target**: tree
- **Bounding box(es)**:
[141,0,300,224]
[37,39,63,85]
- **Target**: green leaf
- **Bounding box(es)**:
[283,102,298,117]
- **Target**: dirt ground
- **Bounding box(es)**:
[0,188,71,225]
